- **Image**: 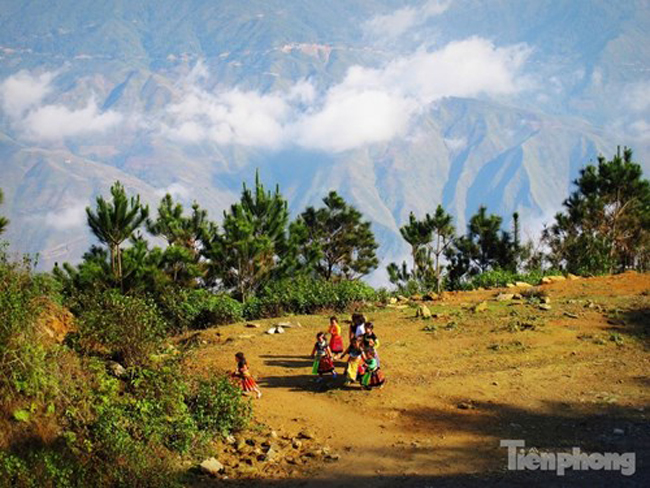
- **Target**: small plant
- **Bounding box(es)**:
[609,332,624,346]
[187,376,252,436]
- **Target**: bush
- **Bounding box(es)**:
[193,293,243,327]
[76,291,166,366]
[187,376,252,436]
[244,277,377,319]
[0,251,57,398]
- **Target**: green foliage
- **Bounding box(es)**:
[204,171,291,300]
[445,206,519,289]
[388,205,455,294]
[293,191,379,281]
[0,188,8,236]
[194,293,243,327]
[147,194,214,286]
[244,276,376,318]
[75,290,166,366]
[0,250,56,398]
[187,376,252,435]
[86,181,149,282]
[544,148,650,274]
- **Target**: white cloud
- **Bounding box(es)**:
[164,87,290,148]
[293,89,415,152]
[0,69,122,142]
[44,201,87,230]
[0,70,55,117]
[162,38,528,152]
[364,0,449,40]
[22,99,122,141]
[155,182,190,200]
[624,81,650,112]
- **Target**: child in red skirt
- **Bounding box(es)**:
[231,352,262,398]
[328,316,344,354]
[311,332,336,381]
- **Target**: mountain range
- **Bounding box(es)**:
[1,0,649,284]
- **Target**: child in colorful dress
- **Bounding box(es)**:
[311,332,336,380]
[231,352,262,398]
[361,346,386,390]
[363,322,380,366]
[349,313,367,344]
[328,316,344,354]
[339,336,364,385]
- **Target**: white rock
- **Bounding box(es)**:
[199,457,224,476]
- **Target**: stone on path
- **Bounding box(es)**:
[495,293,514,301]
[416,305,432,319]
[473,301,488,313]
[199,457,224,476]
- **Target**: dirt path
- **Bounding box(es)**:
[184,273,650,486]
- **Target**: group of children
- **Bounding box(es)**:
[310,314,386,390]
[230,314,386,398]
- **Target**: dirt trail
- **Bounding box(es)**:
[185,273,650,486]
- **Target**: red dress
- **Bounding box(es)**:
[233,362,258,392]
[329,323,344,353]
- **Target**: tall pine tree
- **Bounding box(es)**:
[86,182,149,283]
[204,172,290,299]
[294,191,378,281]
[544,147,650,274]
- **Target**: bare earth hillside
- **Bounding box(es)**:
[182,272,649,486]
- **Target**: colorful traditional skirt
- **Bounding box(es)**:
[232,373,258,392]
[345,356,362,382]
[361,367,386,388]
[312,355,335,375]
[329,334,344,353]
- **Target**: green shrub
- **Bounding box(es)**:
[193,293,243,327]
[0,252,57,398]
[187,376,252,436]
[76,290,166,366]
[244,277,376,319]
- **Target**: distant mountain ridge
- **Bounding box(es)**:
[0,0,648,284]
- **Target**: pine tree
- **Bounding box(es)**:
[544,147,650,274]
[399,212,432,278]
[86,181,149,283]
[294,191,379,281]
[147,194,215,285]
[0,189,8,236]
[425,205,455,293]
[204,172,290,300]
[468,206,504,273]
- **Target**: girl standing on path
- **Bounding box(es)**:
[328,316,344,354]
[231,352,262,398]
[311,332,336,380]
[339,336,364,385]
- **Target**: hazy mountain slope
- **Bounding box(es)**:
[0,0,647,284]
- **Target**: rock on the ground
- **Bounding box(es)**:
[416,305,432,319]
[567,273,580,280]
[107,361,127,379]
[199,457,224,476]
[246,323,260,328]
[539,304,552,311]
[515,281,533,288]
[388,297,398,304]
[298,429,315,440]
[495,293,515,301]
[473,301,488,313]
[541,275,566,284]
